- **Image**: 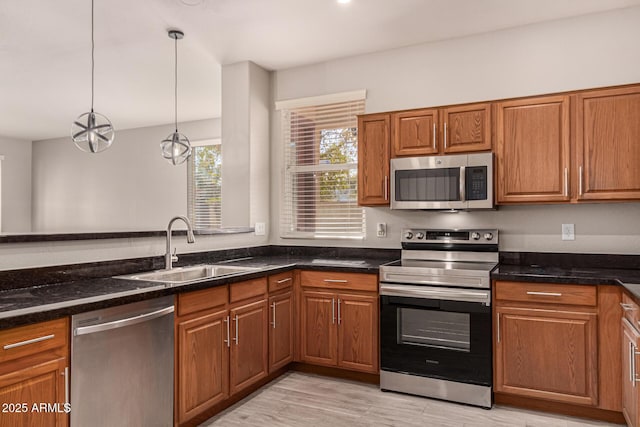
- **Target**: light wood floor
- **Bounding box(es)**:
[200,372,624,427]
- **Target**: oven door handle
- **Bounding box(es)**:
[380,283,491,305]
[381,273,486,289]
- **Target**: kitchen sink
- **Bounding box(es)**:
[116,264,259,284]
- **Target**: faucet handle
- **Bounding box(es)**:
[171,247,178,263]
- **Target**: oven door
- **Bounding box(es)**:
[380,284,492,387]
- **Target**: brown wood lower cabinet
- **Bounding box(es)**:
[337,294,378,373]
[0,318,69,427]
[229,298,268,396]
[176,308,229,423]
[623,317,640,426]
[175,270,379,425]
[299,271,378,374]
[301,290,338,367]
[494,280,623,421]
[176,279,269,426]
[495,306,598,405]
[269,291,294,372]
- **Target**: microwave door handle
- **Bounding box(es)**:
[459,166,466,202]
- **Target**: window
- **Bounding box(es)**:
[187,139,221,230]
[279,92,365,239]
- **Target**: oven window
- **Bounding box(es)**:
[398,308,470,352]
[395,168,460,201]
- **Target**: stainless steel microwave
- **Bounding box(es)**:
[390,152,494,210]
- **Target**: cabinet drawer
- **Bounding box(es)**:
[178,285,228,317]
[268,271,294,293]
[230,277,267,304]
[622,292,640,326]
[495,281,596,306]
[300,271,377,292]
[0,317,68,364]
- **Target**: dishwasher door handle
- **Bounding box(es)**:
[74,305,175,336]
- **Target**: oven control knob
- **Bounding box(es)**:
[404,231,414,240]
[484,232,494,241]
[471,232,481,240]
[416,232,425,240]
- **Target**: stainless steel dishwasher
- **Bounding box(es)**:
[71,296,174,427]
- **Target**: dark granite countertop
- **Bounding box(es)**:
[0,252,394,329]
[492,252,640,300]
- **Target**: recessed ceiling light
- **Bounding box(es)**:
[179,0,204,6]
[337,0,351,4]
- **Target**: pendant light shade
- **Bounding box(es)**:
[72,111,114,153]
[161,30,191,165]
[71,0,114,153]
[161,131,191,165]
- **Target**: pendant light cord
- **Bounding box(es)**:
[174,36,178,132]
[91,0,95,112]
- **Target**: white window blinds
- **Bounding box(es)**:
[187,140,221,230]
[280,97,366,239]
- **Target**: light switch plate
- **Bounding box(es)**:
[376,223,387,238]
[255,222,266,236]
[562,224,575,241]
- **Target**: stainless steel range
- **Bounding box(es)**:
[379,228,498,409]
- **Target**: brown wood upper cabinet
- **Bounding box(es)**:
[358,113,390,206]
[575,85,640,201]
[391,103,491,157]
[495,95,571,204]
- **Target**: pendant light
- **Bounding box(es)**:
[161,30,192,165]
[71,0,114,153]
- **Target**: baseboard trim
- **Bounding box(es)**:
[179,367,288,427]
[290,362,380,385]
[494,392,625,424]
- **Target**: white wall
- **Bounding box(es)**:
[221,61,271,232]
[0,135,32,232]
[32,118,221,232]
[270,6,640,254]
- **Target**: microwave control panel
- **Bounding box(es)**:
[465,166,487,201]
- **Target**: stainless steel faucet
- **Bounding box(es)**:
[165,216,195,270]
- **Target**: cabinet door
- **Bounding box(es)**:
[495,306,597,406]
[269,292,294,372]
[576,86,640,201]
[495,95,570,203]
[0,356,68,427]
[176,309,229,424]
[392,108,439,157]
[300,290,337,367]
[358,114,390,206]
[441,103,491,154]
[229,299,268,396]
[337,293,378,374]
[622,318,640,427]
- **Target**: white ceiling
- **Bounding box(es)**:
[1,0,639,141]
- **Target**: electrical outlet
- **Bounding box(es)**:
[255,222,266,236]
[376,223,387,238]
[561,224,575,241]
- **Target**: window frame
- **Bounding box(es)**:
[279,94,366,240]
[187,138,222,231]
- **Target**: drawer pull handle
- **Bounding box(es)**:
[276,278,292,284]
[324,279,348,283]
[526,291,562,297]
[3,334,55,350]
[621,303,636,312]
